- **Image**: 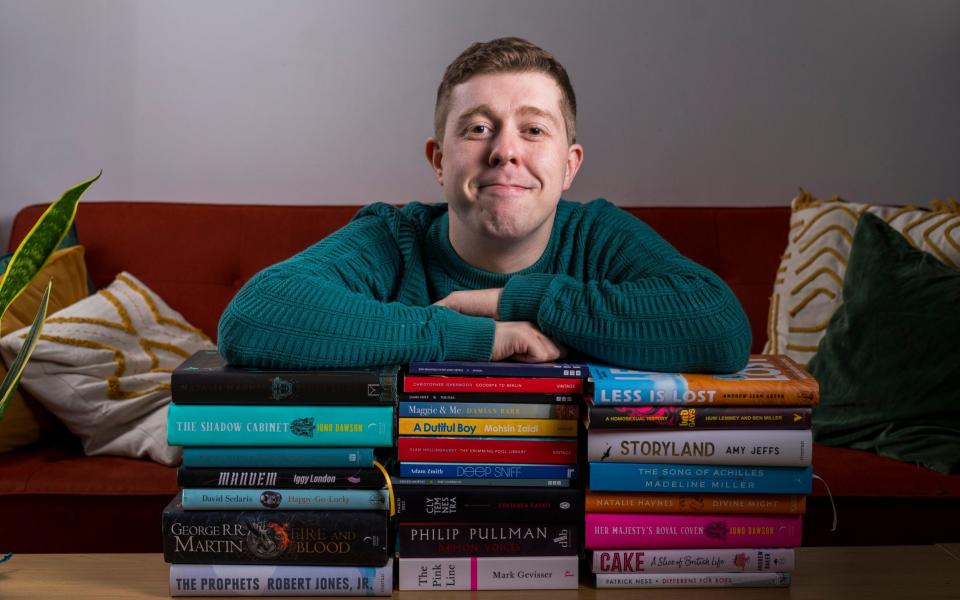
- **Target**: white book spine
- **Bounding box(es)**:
[596,571,791,588]
[169,561,392,596]
[398,556,579,590]
[592,548,795,573]
[587,429,812,466]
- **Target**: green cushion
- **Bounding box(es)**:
[809,212,960,474]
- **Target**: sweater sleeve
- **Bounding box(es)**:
[498,204,751,373]
[217,215,495,369]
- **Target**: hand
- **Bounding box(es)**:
[433,288,503,320]
[492,321,566,363]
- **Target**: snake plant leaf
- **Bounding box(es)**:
[0,281,51,419]
[0,170,100,320]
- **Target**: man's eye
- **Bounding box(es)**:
[469,125,490,134]
[527,127,544,136]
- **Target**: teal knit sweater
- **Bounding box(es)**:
[218,199,751,372]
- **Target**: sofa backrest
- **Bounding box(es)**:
[9,202,789,353]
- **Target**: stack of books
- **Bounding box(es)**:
[583,355,818,589]
[393,360,585,591]
[162,349,396,597]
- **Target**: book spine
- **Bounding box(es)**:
[399,402,579,419]
[400,462,577,480]
[587,429,812,467]
[391,478,570,488]
[398,437,578,465]
[169,560,394,596]
[399,418,578,438]
[588,463,813,495]
[162,502,388,565]
[407,361,586,378]
[178,467,384,489]
[585,492,806,514]
[584,514,803,549]
[403,376,583,394]
[399,392,577,404]
[595,572,791,588]
[181,488,389,511]
[181,448,375,468]
[399,523,578,558]
[167,405,393,447]
[172,367,395,405]
[395,486,582,523]
[588,356,818,407]
[591,548,795,573]
[398,556,579,590]
[588,405,812,429]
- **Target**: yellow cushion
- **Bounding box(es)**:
[0,245,90,452]
[764,192,960,365]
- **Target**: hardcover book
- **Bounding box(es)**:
[391,477,571,488]
[592,548,795,573]
[587,405,812,429]
[399,401,579,420]
[169,560,394,596]
[399,417,578,438]
[178,467,385,489]
[403,376,583,394]
[396,486,582,523]
[181,448,376,468]
[589,463,813,495]
[172,350,397,404]
[397,436,578,465]
[407,361,587,378]
[587,429,813,467]
[399,523,578,557]
[400,462,577,480]
[584,513,803,549]
[162,496,388,565]
[585,491,806,514]
[399,392,576,404]
[167,404,394,447]
[588,355,818,406]
[181,488,389,511]
[398,556,578,590]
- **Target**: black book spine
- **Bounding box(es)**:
[162,498,388,565]
[397,392,577,404]
[587,405,814,429]
[398,523,578,558]
[177,467,385,489]
[395,486,582,523]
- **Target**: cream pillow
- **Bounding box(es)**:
[764,192,960,365]
[0,272,214,465]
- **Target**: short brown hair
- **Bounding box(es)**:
[434,37,577,144]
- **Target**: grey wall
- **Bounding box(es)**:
[2,0,958,250]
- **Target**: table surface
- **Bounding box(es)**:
[1,545,958,599]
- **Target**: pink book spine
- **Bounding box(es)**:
[585,513,802,549]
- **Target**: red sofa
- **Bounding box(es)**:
[1,202,957,552]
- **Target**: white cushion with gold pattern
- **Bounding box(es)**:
[764,192,960,365]
[0,272,214,465]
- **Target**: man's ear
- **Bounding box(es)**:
[425,138,444,185]
[562,143,584,191]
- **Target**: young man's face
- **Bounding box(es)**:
[426,71,583,245]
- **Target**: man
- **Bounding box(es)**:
[218,37,750,372]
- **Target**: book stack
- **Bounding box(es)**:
[583,355,818,589]
[162,349,396,597]
[393,361,585,591]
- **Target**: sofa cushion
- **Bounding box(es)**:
[764,192,960,365]
[0,245,90,452]
[0,272,214,465]
[809,213,960,474]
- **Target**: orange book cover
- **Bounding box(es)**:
[588,355,818,406]
[585,491,806,514]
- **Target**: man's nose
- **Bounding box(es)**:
[488,131,520,167]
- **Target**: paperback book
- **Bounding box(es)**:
[595,572,791,588]
[592,548,795,573]
[169,560,394,596]
[399,401,579,420]
[585,491,806,514]
[181,448,376,468]
[396,485,581,523]
[584,513,803,549]
[587,405,812,429]
[589,462,813,494]
[397,436,577,465]
[400,462,577,480]
[399,417,577,438]
[177,467,385,489]
[403,376,583,394]
[407,361,587,378]
[181,488,389,511]
[399,523,578,557]
[172,350,397,404]
[398,556,578,590]
[391,477,571,488]
[399,392,576,404]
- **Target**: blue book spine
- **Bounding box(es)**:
[408,361,587,378]
[181,447,376,468]
[167,404,394,447]
[181,488,389,510]
[400,462,578,480]
[398,402,577,419]
[169,560,393,596]
[589,463,813,494]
